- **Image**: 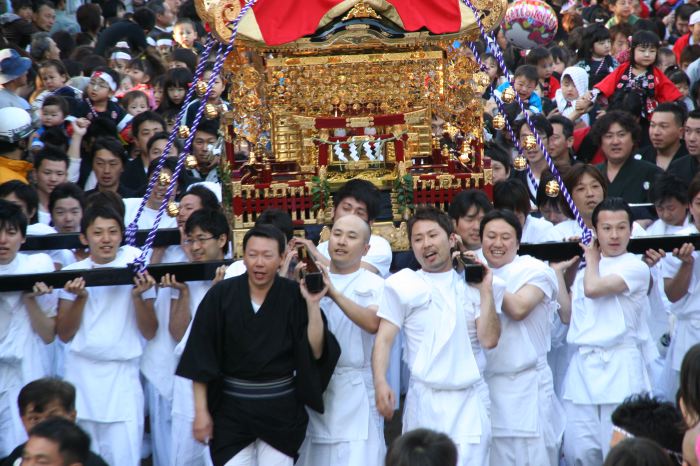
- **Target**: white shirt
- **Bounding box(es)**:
[522,215,554,244]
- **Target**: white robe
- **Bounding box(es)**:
[660,224,700,399]
[58,246,155,466]
[485,255,564,466]
[521,216,554,244]
[0,253,56,457]
[562,252,652,465]
[298,269,386,466]
[170,281,214,466]
[378,268,495,466]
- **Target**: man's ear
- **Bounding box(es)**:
[78,233,89,247]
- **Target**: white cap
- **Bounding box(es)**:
[0,107,33,143]
[691,10,700,26]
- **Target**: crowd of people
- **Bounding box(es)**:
[3,0,700,465]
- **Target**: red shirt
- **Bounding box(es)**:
[673,34,690,63]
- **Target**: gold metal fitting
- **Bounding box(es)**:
[513,156,527,171]
[492,114,506,131]
[501,87,516,104]
[185,154,198,169]
[195,80,208,97]
[158,171,172,186]
[204,103,219,120]
[545,180,561,197]
[177,125,190,139]
[166,201,180,217]
[523,135,537,151]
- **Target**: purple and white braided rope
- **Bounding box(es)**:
[125,34,217,246]
[460,0,592,243]
[130,0,259,272]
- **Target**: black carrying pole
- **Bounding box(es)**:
[0,260,233,292]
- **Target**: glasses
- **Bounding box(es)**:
[183,236,216,246]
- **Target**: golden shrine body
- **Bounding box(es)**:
[194,0,507,252]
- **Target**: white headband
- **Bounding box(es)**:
[116,41,129,48]
[111,51,131,61]
[91,71,118,92]
[157,38,173,47]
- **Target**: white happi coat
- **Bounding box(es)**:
[299,269,385,465]
[171,280,214,466]
[485,255,564,466]
[563,252,653,405]
[660,224,700,397]
[58,246,154,424]
[378,268,495,460]
[0,253,56,456]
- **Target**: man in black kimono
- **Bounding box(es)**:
[176,224,340,466]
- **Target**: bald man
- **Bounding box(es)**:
[297,215,386,466]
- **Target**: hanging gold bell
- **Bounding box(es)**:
[545,180,561,197]
[204,103,219,119]
[195,80,208,97]
[523,135,537,151]
[185,153,198,169]
[177,125,190,139]
[513,156,527,171]
[492,114,506,130]
[158,171,172,186]
[501,87,516,104]
[166,201,180,217]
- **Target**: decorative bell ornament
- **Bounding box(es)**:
[195,80,208,97]
[204,103,219,119]
[545,180,561,197]
[492,114,506,131]
[166,202,180,217]
[157,171,172,186]
[523,135,537,151]
[513,156,527,171]
[185,154,198,169]
[177,125,190,139]
[459,145,472,163]
[501,87,516,103]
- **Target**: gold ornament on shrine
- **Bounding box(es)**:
[204,103,219,119]
[185,153,198,169]
[513,156,527,171]
[545,180,561,197]
[459,145,472,163]
[492,114,506,130]
[195,80,208,97]
[177,125,190,139]
[501,87,516,103]
[523,135,537,151]
[166,201,180,217]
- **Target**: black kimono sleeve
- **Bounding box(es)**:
[290,290,341,414]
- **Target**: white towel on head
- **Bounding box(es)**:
[561,66,590,99]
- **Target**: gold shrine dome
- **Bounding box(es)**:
[199,0,507,47]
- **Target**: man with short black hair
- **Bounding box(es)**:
[669,110,700,185]
[640,103,688,170]
[30,0,55,32]
[21,418,90,466]
[176,224,340,465]
[120,112,165,195]
[448,189,493,254]
[34,146,69,225]
[548,115,577,170]
[372,206,500,466]
[189,120,220,184]
[0,378,108,466]
[610,393,684,465]
[513,115,554,204]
